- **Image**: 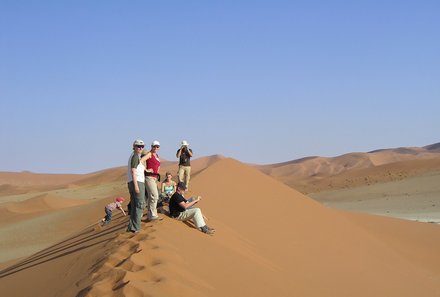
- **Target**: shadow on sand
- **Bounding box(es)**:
[0,213,129,278]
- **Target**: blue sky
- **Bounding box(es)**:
[1,1,439,173]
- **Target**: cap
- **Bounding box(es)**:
[133,139,145,146]
[116,197,124,202]
[152,140,160,146]
[177,182,187,190]
[181,140,189,146]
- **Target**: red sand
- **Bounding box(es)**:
[1,157,440,296]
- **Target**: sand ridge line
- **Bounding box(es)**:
[77,213,218,297]
[78,218,208,297]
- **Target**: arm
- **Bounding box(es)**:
[178,196,201,209]
[131,168,140,193]
[161,182,166,193]
[176,147,183,158]
[141,153,154,173]
[120,207,126,216]
[187,148,193,157]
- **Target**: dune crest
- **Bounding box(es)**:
[1,157,440,297]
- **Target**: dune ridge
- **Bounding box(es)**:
[83,158,440,296]
[256,143,440,193]
[1,155,440,296]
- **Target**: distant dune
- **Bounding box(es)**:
[0,155,225,197]
[1,157,440,296]
[255,142,440,193]
[0,172,84,195]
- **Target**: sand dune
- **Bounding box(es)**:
[256,143,440,193]
[0,155,225,265]
[0,155,224,197]
[1,158,440,296]
[0,171,84,186]
[0,172,84,196]
[4,193,87,214]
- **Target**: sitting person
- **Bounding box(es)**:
[159,172,176,204]
[169,182,215,235]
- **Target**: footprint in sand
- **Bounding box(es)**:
[151,258,162,266]
[118,258,145,272]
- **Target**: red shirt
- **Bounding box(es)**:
[146,154,160,174]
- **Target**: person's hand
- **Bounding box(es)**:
[196,196,202,202]
[135,187,140,194]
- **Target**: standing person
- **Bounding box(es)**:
[127,139,146,233]
[102,197,126,225]
[176,140,193,189]
[169,182,215,235]
[141,140,162,221]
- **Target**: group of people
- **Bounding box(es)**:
[122,139,214,235]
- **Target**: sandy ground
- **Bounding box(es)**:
[1,154,440,296]
[311,171,440,223]
[0,156,224,264]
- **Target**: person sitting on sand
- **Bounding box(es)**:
[169,182,215,235]
[159,172,176,204]
[102,197,126,225]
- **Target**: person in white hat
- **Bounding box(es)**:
[141,140,163,221]
[176,140,193,189]
[127,139,146,232]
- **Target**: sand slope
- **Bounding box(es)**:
[1,158,440,296]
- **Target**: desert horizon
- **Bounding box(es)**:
[1,142,440,296]
[3,2,439,296]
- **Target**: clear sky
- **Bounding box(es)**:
[1,1,439,173]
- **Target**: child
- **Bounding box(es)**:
[102,197,126,225]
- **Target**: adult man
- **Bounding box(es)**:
[176,140,193,189]
[126,139,146,233]
[169,182,215,235]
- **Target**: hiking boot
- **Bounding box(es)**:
[148,215,164,222]
[201,225,215,235]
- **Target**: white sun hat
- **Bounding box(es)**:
[151,140,160,146]
[181,140,189,146]
[133,139,145,146]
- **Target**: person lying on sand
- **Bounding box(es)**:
[169,182,215,235]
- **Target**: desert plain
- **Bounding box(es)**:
[1,143,440,297]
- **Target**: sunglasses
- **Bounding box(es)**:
[136,145,144,148]
[153,145,160,148]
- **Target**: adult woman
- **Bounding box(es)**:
[160,172,176,204]
[141,140,162,221]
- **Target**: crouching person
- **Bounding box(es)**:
[169,182,215,235]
